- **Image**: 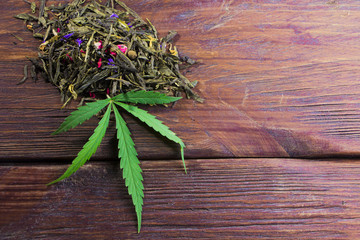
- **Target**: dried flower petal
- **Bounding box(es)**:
[63,32,74,39]
[66,54,73,61]
[94,40,103,49]
[75,38,83,47]
[108,58,115,66]
[89,91,96,98]
[117,44,127,54]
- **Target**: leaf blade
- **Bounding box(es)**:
[53,98,110,135]
[115,102,187,173]
[112,103,144,233]
[48,104,112,185]
[113,90,181,105]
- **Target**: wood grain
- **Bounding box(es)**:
[2,158,360,239]
[3,1,360,238]
[2,0,360,159]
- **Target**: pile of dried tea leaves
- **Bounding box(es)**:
[15,0,203,106]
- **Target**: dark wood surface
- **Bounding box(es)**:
[3,0,360,238]
[2,158,360,239]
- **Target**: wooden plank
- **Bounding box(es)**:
[2,158,360,239]
[3,0,360,159]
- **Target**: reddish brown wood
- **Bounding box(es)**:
[3,1,360,239]
[2,1,360,159]
[2,158,360,239]
[4,1,360,239]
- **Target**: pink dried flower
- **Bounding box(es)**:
[89,91,96,98]
[94,40,103,49]
[117,44,127,54]
[66,53,73,61]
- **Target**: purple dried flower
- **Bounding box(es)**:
[108,58,115,66]
[63,32,74,39]
[110,13,119,18]
[75,38,83,47]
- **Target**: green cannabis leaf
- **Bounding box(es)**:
[52,98,110,135]
[115,102,186,173]
[113,105,144,233]
[48,91,186,232]
[113,90,182,105]
[48,104,112,185]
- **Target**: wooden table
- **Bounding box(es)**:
[2,0,360,239]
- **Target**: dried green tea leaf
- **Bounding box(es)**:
[14,13,38,21]
[16,65,28,85]
[11,33,24,42]
[31,2,36,13]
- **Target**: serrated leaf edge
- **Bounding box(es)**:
[114,101,187,173]
[112,103,144,233]
[52,98,110,135]
[113,90,182,105]
[47,104,112,185]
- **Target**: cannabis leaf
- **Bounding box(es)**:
[48,91,186,232]
[113,90,181,105]
[48,104,112,185]
[52,98,110,135]
[113,104,144,233]
[115,101,187,173]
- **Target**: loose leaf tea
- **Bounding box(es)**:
[16,0,202,232]
[16,0,203,103]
